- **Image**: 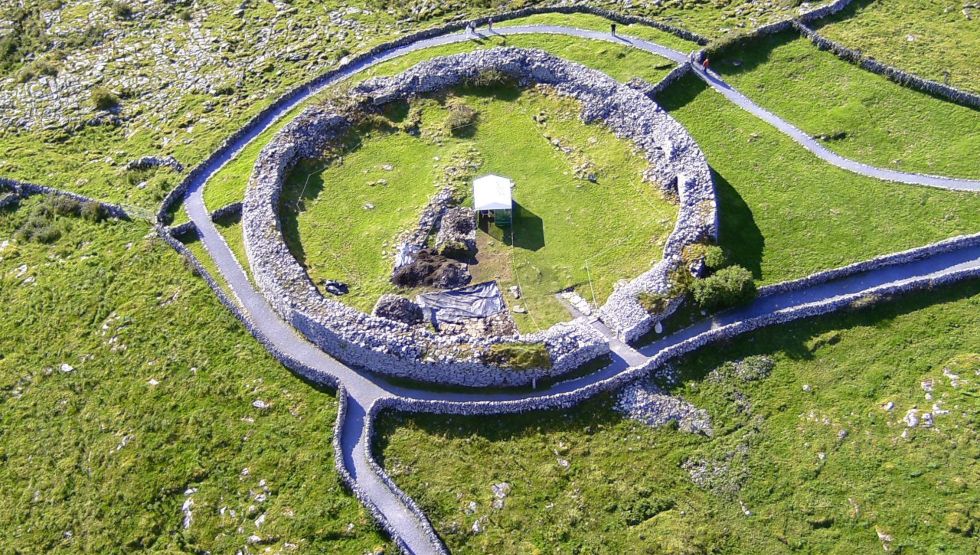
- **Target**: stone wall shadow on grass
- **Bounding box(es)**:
[713,168,764,280]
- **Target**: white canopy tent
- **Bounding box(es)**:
[472,174,513,211]
[473,174,514,226]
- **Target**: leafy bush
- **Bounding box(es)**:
[80,201,106,222]
[91,87,119,111]
[466,69,515,89]
[683,242,727,271]
[690,265,756,311]
[637,291,670,315]
[702,245,727,271]
[622,495,675,526]
[49,195,81,216]
[485,342,552,370]
[110,1,132,19]
[445,103,478,136]
[15,202,61,244]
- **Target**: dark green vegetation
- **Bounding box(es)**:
[378,281,980,553]
[282,87,676,330]
[815,0,980,94]
[0,198,388,553]
[690,265,756,311]
[484,342,552,371]
[659,73,980,285]
[713,31,980,179]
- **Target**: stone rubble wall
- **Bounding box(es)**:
[393,184,457,270]
[244,47,716,387]
[362,398,451,554]
[698,0,855,60]
[0,177,132,220]
[793,21,980,109]
[210,201,243,223]
[646,62,693,100]
[375,260,980,420]
[758,233,980,297]
[126,155,184,173]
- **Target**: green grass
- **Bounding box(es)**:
[198,31,680,217]
[377,281,980,554]
[0,198,388,553]
[815,0,980,94]
[659,73,980,285]
[713,31,980,179]
[283,88,676,331]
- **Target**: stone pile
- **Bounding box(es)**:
[126,155,184,173]
[614,379,713,436]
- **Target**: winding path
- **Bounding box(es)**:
[177,23,980,555]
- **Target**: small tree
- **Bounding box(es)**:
[445,103,478,136]
[92,87,119,111]
[691,265,756,311]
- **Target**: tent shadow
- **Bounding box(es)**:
[502,201,544,252]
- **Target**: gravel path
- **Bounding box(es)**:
[177,24,980,554]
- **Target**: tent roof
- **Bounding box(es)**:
[473,174,513,211]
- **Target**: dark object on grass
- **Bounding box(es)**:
[373,294,424,325]
[323,280,349,296]
[391,248,471,289]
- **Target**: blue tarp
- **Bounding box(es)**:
[416,281,506,324]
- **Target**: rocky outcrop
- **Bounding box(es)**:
[126,155,184,173]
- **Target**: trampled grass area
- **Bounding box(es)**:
[713,31,980,179]
[659,73,980,285]
[199,31,680,215]
[814,0,980,94]
[377,281,980,553]
[283,87,675,331]
[0,199,387,553]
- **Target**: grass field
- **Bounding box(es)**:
[814,0,980,94]
[282,87,676,331]
[0,198,387,553]
[377,281,980,554]
[659,73,980,285]
[713,31,980,179]
[200,31,680,214]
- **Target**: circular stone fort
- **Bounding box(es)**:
[242,47,717,387]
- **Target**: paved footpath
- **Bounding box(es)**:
[179,25,980,555]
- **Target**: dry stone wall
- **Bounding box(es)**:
[243,48,715,387]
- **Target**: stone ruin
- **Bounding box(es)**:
[241,47,716,387]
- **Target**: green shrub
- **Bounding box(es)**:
[49,195,81,216]
[637,291,670,315]
[622,495,675,526]
[91,87,119,111]
[466,69,515,89]
[485,342,552,370]
[691,265,756,311]
[702,245,727,271]
[15,203,61,244]
[80,201,106,222]
[683,243,727,271]
[110,1,132,19]
[445,103,478,136]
